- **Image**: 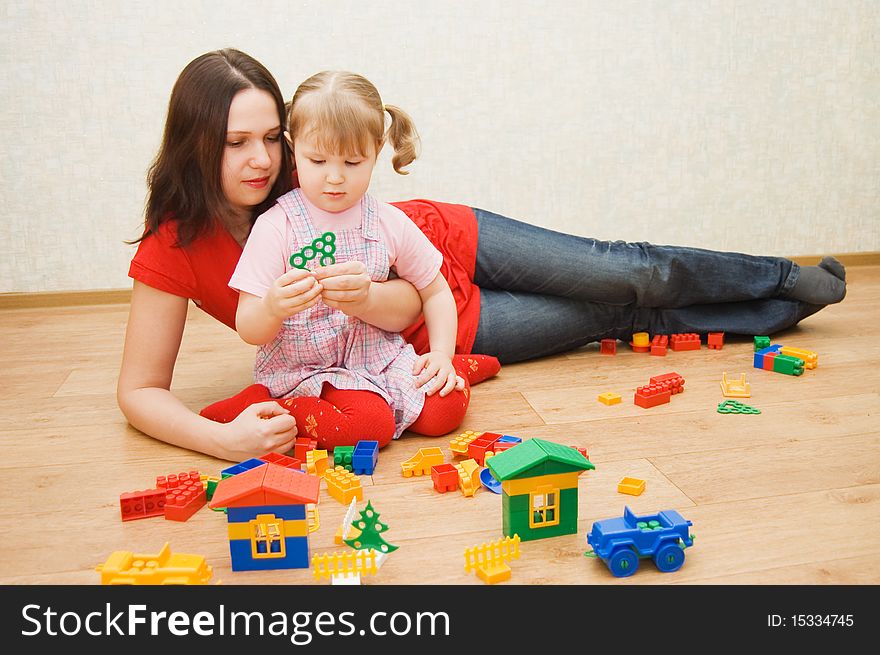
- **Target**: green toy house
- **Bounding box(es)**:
[487,438,594,542]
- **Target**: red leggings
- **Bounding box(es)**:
[201,380,469,450]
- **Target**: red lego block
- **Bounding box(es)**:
[763,352,777,370]
[569,445,589,460]
[491,442,516,455]
[669,333,701,351]
[649,372,685,394]
[293,437,318,462]
[163,477,206,522]
[260,451,302,471]
[431,463,459,493]
[650,335,668,356]
[156,470,201,489]
[467,433,503,465]
[707,332,724,349]
[634,384,672,409]
[599,339,617,355]
[119,488,165,521]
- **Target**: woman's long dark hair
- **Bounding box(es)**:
[136,49,292,246]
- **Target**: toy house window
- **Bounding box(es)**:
[529,486,559,528]
[250,515,286,559]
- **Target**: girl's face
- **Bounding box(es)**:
[293,131,378,214]
[220,88,283,219]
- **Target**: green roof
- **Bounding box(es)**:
[486,438,594,481]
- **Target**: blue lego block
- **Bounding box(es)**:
[228,536,310,571]
[497,435,522,444]
[221,457,267,477]
[227,504,306,523]
[351,440,379,475]
[586,506,693,578]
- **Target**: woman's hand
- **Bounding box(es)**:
[314,261,372,316]
[413,351,465,397]
[263,268,323,319]
[223,401,298,460]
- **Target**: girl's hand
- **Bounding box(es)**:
[314,261,372,316]
[223,401,298,460]
[263,268,323,319]
[413,352,463,397]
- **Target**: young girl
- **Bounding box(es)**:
[202,71,475,449]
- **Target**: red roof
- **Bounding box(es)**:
[209,463,320,508]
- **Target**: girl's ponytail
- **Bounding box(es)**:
[383,104,419,175]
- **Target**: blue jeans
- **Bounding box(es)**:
[469,208,820,363]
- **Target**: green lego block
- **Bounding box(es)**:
[206,479,219,500]
[754,336,771,351]
[333,446,354,471]
[772,354,804,376]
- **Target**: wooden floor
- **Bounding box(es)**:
[1,267,878,586]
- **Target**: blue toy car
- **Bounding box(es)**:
[586,506,694,577]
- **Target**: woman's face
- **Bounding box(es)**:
[221,88,283,218]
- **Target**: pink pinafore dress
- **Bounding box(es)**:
[254,189,426,439]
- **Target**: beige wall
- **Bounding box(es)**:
[1,0,878,293]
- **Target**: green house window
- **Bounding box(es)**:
[250,514,286,559]
[529,485,560,528]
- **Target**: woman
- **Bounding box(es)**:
[118,49,845,460]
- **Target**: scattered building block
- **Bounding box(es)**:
[464,535,521,584]
[294,436,318,462]
[449,430,482,456]
[305,449,329,477]
[163,473,206,522]
[669,333,701,351]
[351,441,379,475]
[324,466,363,504]
[720,372,751,398]
[453,458,481,497]
[649,372,685,394]
[617,477,646,496]
[599,339,617,355]
[333,446,355,471]
[119,489,165,521]
[707,332,724,349]
[467,432,503,465]
[650,334,668,356]
[780,346,818,369]
[401,447,444,477]
[629,332,651,353]
[717,399,761,414]
[598,392,621,405]
[634,384,672,409]
[260,451,302,471]
[754,336,771,351]
[431,463,459,493]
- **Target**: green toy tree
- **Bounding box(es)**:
[344,501,398,553]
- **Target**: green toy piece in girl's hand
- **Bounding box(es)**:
[289,231,336,269]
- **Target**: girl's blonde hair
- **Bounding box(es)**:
[287,71,419,174]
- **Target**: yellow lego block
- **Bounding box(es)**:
[400,446,444,477]
[780,346,818,369]
[617,476,646,496]
[454,458,480,497]
[306,449,329,476]
[598,392,622,405]
[720,372,751,398]
[324,466,363,504]
[227,516,308,540]
[449,430,482,456]
[312,549,377,581]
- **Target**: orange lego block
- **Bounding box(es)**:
[598,392,622,405]
[634,384,672,409]
[649,372,685,394]
[120,488,165,521]
[431,463,459,493]
[324,466,363,504]
[669,333,701,351]
[707,332,724,349]
[650,334,668,356]
[163,476,206,522]
[617,476,646,496]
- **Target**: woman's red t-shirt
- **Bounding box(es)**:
[128,199,481,354]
